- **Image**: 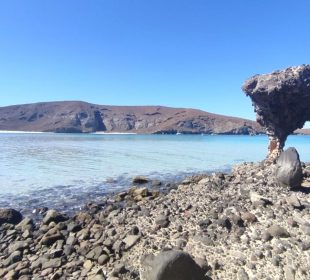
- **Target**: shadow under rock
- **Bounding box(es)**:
[291,185,310,194]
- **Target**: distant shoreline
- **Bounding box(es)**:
[92,131,137,135]
[1,130,310,135]
[0,130,47,134]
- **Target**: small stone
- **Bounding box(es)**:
[16,217,34,231]
[284,266,295,280]
[250,192,271,207]
[8,241,28,253]
[130,226,140,235]
[51,272,62,280]
[195,257,209,272]
[112,240,125,254]
[41,231,64,246]
[86,246,103,260]
[262,231,272,242]
[287,218,298,227]
[175,239,187,249]
[83,260,93,272]
[140,251,205,280]
[74,212,92,224]
[199,236,214,246]
[272,256,281,267]
[5,270,17,279]
[133,187,149,197]
[42,210,68,225]
[198,219,212,229]
[67,222,82,232]
[231,214,244,227]
[267,225,290,238]
[217,216,232,230]
[213,259,221,270]
[42,258,62,270]
[155,215,169,228]
[41,268,54,277]
[63,245,74,256]
[66,235,77,246]
[123,235,140,250]
[238,268,249,280]
[299,242,310,251]
[5,251,22,266]
[301,224,310,236]
[112,263,127,276]
[241,212,257,224]
[98,254,109,265]
[22,229,32,239]
[286,195,302,208]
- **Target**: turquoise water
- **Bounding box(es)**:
[0,133,309,211]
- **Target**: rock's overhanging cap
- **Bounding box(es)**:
[242,64,310,158]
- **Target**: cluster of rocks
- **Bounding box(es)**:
[1,154,310,279]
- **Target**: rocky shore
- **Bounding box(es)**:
[1,158,310,280]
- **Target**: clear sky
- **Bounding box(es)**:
[0,0,309,123]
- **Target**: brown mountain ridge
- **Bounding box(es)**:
[0,101,264,134]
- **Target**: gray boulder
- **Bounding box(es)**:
[42,209,68,225]
[0,208,23,225]
[275,147,303,188]
[140,250,207,280]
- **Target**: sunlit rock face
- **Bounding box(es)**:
[243,64,310,160]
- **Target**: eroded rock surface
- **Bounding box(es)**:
[242,64,310,159]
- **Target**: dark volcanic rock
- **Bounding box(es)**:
[132,176,149,184]
[243,64,310,159]
[0,208,22,225]
[140,250,207,280]
[275,147,303,188]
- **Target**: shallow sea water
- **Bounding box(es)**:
[0,133,309,213]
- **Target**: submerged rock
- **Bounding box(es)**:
[132,176,149,184]
[275,147,303,188]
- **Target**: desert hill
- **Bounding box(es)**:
[0,101,265,134]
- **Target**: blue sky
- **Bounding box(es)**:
[0,0,309,124]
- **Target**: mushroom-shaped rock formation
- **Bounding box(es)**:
[242,64,310,160]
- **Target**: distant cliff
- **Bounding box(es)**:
[0,101,264,134]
